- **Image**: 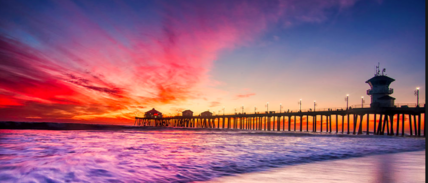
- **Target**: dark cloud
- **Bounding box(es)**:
[65,73,124,97]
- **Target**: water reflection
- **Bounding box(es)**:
[208,151,425,183]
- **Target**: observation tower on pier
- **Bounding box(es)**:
[366,63,395,108]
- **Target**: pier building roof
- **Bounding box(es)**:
[145,108,162,115]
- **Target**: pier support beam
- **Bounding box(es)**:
[353,114,358,135]
[418,113,421,137]
[366,114,369,135]
[306,115,309,132]
[314,115,317,132]
[320,115,323,133]
[280,116,283,131]
[358,114,363,135]
[294,115,296,131]
[373,114,377,134]
[336,115,339,133]
[390,114,394,136]
[409,114,413,136]
[341,115,344,134]
[376,115,383,135]
[413,115,417,136]
[347,114,350,134]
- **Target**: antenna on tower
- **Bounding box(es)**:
[375,62,380,76]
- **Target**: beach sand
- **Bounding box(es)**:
[206,150,425,183]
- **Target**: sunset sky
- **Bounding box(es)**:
[0,0,425,124]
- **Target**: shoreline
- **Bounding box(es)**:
[205,150,426,183]
[1,121,424,139]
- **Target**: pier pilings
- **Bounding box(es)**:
[135,107,425,137]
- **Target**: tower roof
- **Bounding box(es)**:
[365,75,395,84]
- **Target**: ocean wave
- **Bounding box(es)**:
[0,129,425,182]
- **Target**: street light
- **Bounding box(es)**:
[266,102,269,112]
[298,99,302,111]
[234,107,236,114]
[280,103,282,113]
[361,96,365,108]
[254,107,256,114]
[415,87,420,107]
[314,100,316,112]
[242,105,244,113]
[345,94,349,110]
[223,107,225,115]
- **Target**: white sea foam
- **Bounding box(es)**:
[0,129,425,182]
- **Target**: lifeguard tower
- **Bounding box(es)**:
[366,63,395,108]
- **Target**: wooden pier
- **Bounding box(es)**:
[135,107,425,137]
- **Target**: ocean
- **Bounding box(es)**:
[0,128,425,182]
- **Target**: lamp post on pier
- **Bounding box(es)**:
[266,102,269,112]
[222,107,225,115]
[254,107,256,114]
[415,87,420,107]
[242,105,244,113]
[234,108,236,114]
[361,96,364,108]
[280,103,282,113]
[298,99,302,112]
[314,100,316,112]
[345,94,349,110]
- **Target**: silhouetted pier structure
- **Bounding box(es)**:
[135,64,425,137]
[135,106,425,137]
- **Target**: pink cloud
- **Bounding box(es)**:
[235,93,256,99]
[209,101,221,107]
[0,0,363,123]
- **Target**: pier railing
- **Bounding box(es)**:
[349,103,424,109]
[139,103,424,118]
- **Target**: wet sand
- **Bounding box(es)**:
[206,150,425,183]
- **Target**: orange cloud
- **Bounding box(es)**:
[235,93,256,99]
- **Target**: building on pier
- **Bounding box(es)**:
[144,108,163,118]
[366,63,395,108]
[182,110,193,117]
[200,111,212,117]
